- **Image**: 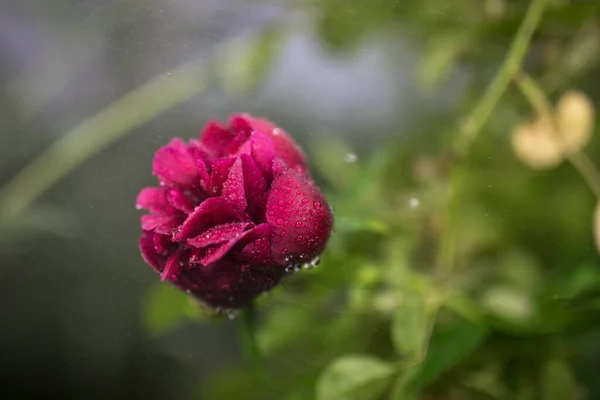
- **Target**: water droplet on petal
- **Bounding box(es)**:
[295,221,303,227]
[313,201,322,209]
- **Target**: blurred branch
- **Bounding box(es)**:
[0,61,206,222]
[455,0,550,157]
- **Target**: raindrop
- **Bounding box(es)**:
[227,312,237,321]
[313,201,322,209]
[409,197,420,208]
[345,152,358,163]
[295,221,303,228]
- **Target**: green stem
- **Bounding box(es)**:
[455,0,550,157]
[238,303,269,385]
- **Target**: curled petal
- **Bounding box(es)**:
[266,170,333,264]
[209,158,236,196]
[139,231,164,273]
[136,187,171,213]
[188,222,254,249]
[141,214,178,232]
[161,253,182,281]
[231,114,307,174]
[153,138,199,187]
[239,223,274,266]
[221,157,247,213]
[167,189,195,213]
[199,121,236,156]
[174,197,243,241]
[240,154,267,215]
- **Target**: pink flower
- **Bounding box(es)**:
[137,114,333,309]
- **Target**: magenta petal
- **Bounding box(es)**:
[266,170,333,264]
[167,189,195,213]
[153,138,199,187]
[240,153,267,214]
[209,158,236,196]
[136,187,171,213]
[161,253,182,281]
[221,157,247,213]
[141,214,176,231]
[140,231,164,273]
[200,121,236,156]
[188,222,253,248]
[174,197,243,241]
[153,233,173,255]
[232,114,308,174]
[239,223,274,266]
[188,141,211,190]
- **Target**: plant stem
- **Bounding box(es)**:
[567,151,600,200]
[238,303,269,385]
[455,0,550,157]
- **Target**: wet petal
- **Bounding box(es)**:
[136,187,171,213]
[239,223,274,266]
[167,189,195,213]
[221,157,246,213]
[231,114,308,174]
[161,253,182,281]
[199,120,235,156]
[266,170,333,264]
[209,158,236,196]
[240,153,267,214]
[153,138,199,187]
[139,231,164,273]
[174,197,243,241]
[141,213,177,231]
[188,222,254,248]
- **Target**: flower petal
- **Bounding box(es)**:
[166,189,195,213]
[239,223,274,266]
[153,138,199,187]
[141,213,178,231]
[188,222,254,248]
[209,158,236,196]
[231,114,308,173]
[178,259,286,308]
[266,170,333,264]
[136,187,171,213]
[161,253,182,281]
[174,197,243,241]
[221,157,247,213]
[240,153,267,215]
[199,120,236,156]
[139,231,164,273]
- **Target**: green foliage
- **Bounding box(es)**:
[316,355,396,400]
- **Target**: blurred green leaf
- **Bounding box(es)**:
[144,284,206,336]
[389,368,419,400]
[391,296,428,361]
[412,319,488,388]
[481,285,534,323]
[418,31,469,88]
[541,360,575,400]
[316,355,396,400]
[335,216,389,234]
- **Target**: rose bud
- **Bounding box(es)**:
[136,114,334,310]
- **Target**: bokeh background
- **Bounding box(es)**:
[2,0,600,399]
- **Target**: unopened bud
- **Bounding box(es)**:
[555,90,595,154]
[511,117,563,170]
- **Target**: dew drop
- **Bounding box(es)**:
[278,200,285,206]
[314,201,322,209]
[295,221,303,227]
[345,152,358,163]
[310,209,317,216]
[302,198,309,204]
[277,218,283,225]
[272,128,281,136]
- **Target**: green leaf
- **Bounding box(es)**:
[541,360,575,400]
[391,296,428,361]
[412,319,488,388]
[143,283,206,335]
[389,368,420,400]
[316,355,396,400]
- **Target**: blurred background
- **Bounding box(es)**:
[2,0,600,399]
